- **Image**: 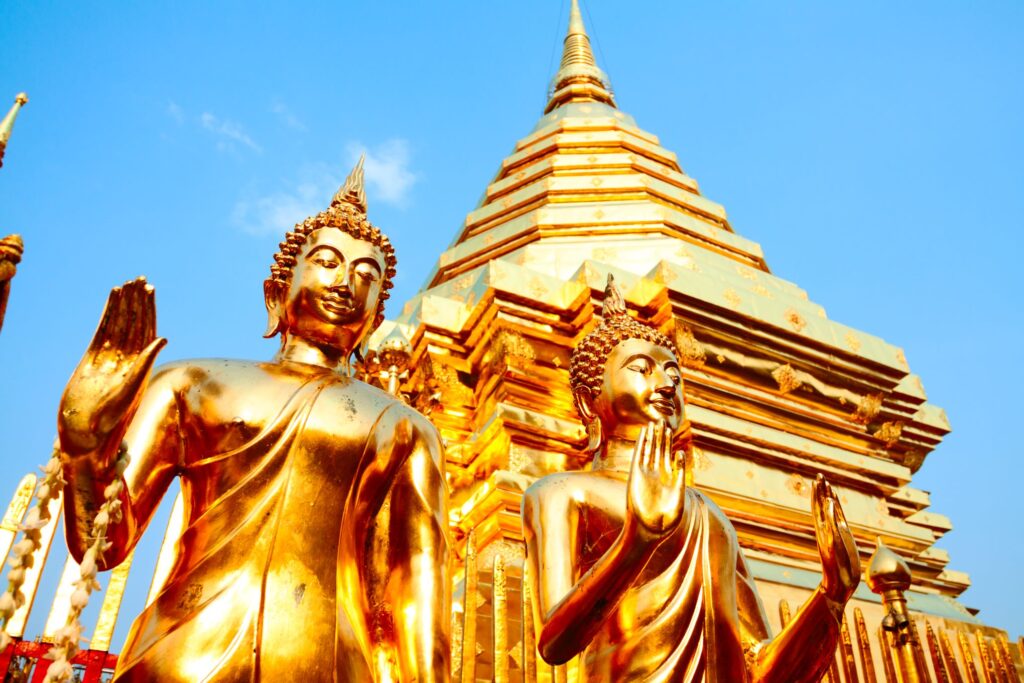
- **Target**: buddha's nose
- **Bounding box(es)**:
[653,367,675,393]
[332,268,352,291]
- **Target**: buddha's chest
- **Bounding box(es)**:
[576,501,696,582]
[180,379,390,519]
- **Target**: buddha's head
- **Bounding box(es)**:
[263,156,397,359]
[570,275,686,451]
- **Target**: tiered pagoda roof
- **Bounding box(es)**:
[376,0,970,624]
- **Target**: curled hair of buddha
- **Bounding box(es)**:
[263,155,398,336]
[569,274,679,421]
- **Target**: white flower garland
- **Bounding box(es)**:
[0,441,131,682]
[43,442,130,683]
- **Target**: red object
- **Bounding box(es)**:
[0,639,117,683]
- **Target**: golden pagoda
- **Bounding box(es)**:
[368,2,1020,680]
[0,4,1020,683]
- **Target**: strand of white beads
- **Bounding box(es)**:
[44,443,130,683]
[0,448,66,651]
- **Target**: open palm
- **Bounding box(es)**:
[813,474,861,604]
[627,420,686,540]
[59,278,166,456]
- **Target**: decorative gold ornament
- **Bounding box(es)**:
[0,92,29,168]
[0,234,24,334]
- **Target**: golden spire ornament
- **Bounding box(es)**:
[545,0,615,112]
[868,538,931,682]
[0,92,29,168]
[0,234,24,334]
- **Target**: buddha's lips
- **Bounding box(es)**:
[321,296,354,313]
[650,399,677,415]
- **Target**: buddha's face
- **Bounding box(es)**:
[281,228,385,352]
[593,337,685,440]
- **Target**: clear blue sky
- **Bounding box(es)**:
[0,1,1021,648]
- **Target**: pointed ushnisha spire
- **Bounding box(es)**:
[545,0,615,113]
[601,274,628,319]
[0,93,29,169]
[332,153,367,214]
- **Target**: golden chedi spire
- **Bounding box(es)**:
[0,93,29,169]
[545,0,615,113]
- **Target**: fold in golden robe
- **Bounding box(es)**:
[581,489,775,682]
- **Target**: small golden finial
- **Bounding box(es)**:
[545,0,615,113]
[866,537,912,594]
[601,273,628,318]
[0,234,24,334]
[331,153,367,215]
[0,92,29,169]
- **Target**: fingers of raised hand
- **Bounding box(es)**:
[634,424,649,471]
[673,442,685,474]
[813,474,830,527]
[122,280,142,353]
[653,421,666,476]
[826,482,852,532]
[90,277,155,360]
[122,277,153,354]
[89,286,123,356]
[643,422,656,471]
[144,282,157,343]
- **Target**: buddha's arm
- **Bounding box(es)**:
[61,365,181,568]
[522,483,659,665]
[735,548,842,683]
[366,410,450,682]
[746,476,859,683]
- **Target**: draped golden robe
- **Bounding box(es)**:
[97,360,449,682]
[526,475,836,682]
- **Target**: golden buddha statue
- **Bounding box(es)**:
[522,276,861,682]
[56,159,450,682]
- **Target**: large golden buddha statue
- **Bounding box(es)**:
[56,160,450,682]
[522,276,861,682]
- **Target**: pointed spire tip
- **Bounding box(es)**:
[544,0,615,113]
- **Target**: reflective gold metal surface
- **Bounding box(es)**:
[868,538,929,683]
[54,161,450,681]
[522,277,860,681]
[0,3,1020,680]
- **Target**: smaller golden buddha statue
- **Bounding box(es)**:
[522,275,861,682]
[56,158,450,681]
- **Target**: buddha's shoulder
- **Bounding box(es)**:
[523,470,624,508]
[149,358,285,388]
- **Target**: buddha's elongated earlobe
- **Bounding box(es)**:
[573,389,603,453]
[263,280,286,338]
